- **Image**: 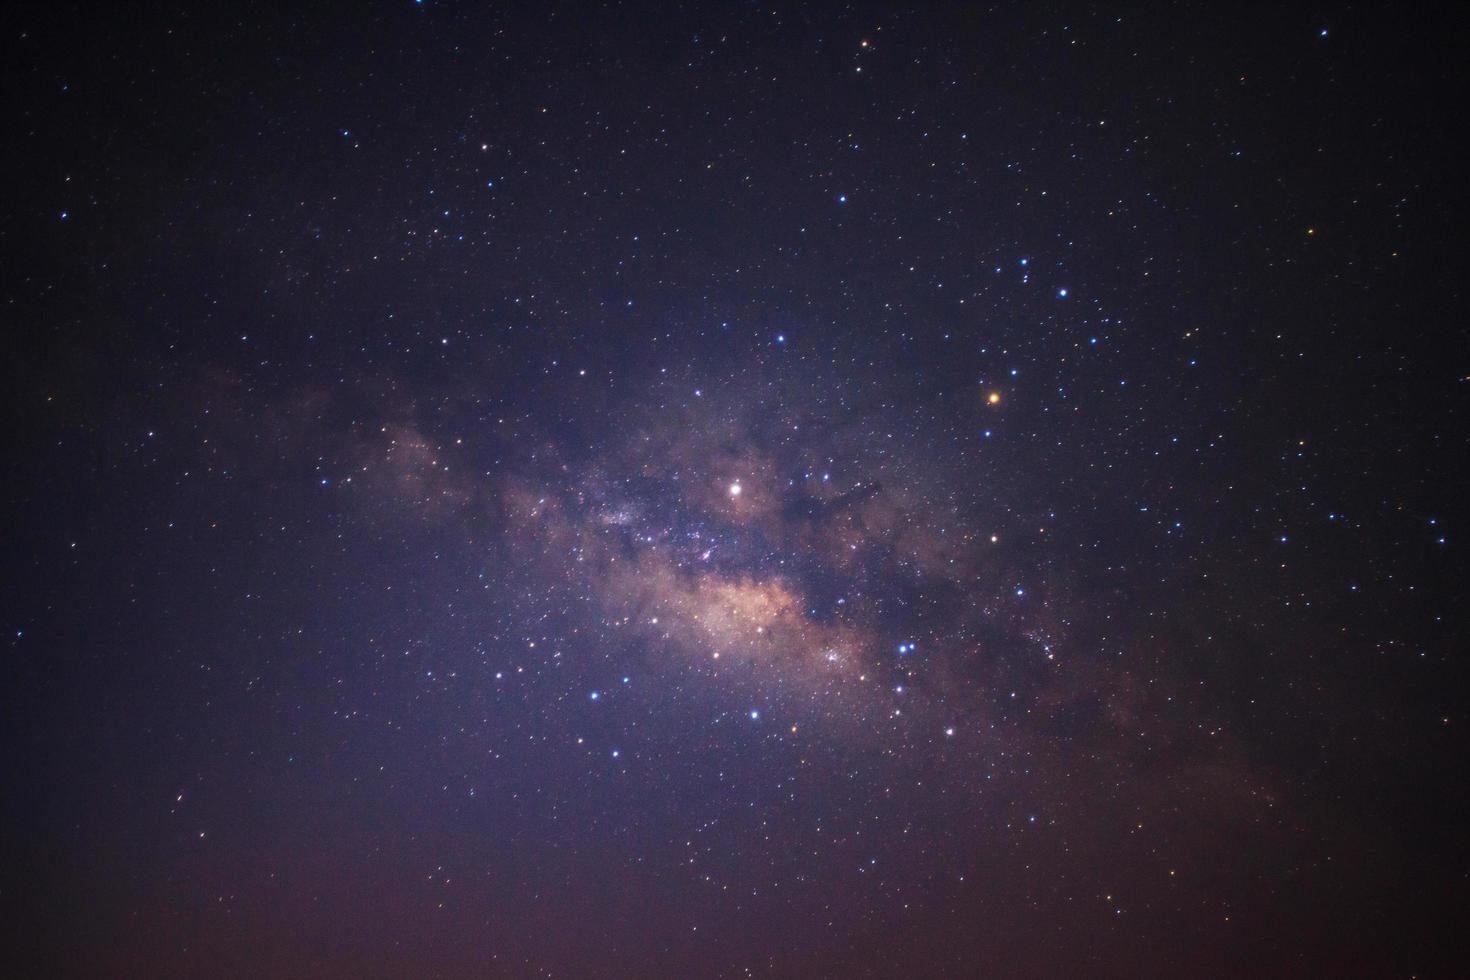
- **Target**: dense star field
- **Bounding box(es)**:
[3,3,1467,977]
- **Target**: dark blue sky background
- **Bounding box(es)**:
[3,3,1467,976]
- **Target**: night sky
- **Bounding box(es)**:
[4,3,1468,977]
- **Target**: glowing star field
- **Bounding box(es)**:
[3,3,1466,977]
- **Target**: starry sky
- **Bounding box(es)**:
[3,3,1468,977]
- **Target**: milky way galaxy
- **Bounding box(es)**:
[4,3,1467,978]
